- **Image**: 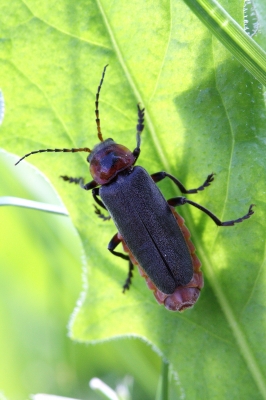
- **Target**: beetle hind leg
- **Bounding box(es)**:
[168,197,255,226]
[123,260,134,293]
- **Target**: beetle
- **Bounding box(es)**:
[16,65,254,311]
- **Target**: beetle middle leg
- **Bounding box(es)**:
[92,188,111,220]
[151,171,214,194]
[94,205,111,221]
[61,176,111,219]
[108,233,134,292]
[168,196,255,226]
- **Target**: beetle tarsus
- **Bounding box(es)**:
[220,204,255,226]
[122,260,134,292]
[60,175,84,187]
[94,205,111,221]
[192,172,215,193]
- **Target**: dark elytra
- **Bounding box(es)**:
[100,166,193,294]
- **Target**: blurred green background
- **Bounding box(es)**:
[0,150,165,400]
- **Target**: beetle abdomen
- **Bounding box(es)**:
[118,208,203,311]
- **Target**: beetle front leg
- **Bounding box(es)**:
[60,175,99,191]
[168,196,255,226]
[108,233,134,292]
[60,175,85,187]
[151,171,214,194]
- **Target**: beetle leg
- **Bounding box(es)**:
[123,260,134,292]
[151,171,214,194]
[92,187,108,210]
[168,197,255,226]
[60,175,99,191]
[108,233,134,291]
[60,175,85,187]
[108,233,129,260]
[83,180,99,190]
[94,205,111,221]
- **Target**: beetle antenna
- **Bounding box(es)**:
[95,64,108,142]
[136,104,145,150]
[15,147,91,166]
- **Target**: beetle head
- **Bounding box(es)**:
[88,138,135,185]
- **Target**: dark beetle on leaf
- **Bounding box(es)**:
[16,65,254,311]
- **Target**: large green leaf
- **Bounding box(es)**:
[1,0,266,398]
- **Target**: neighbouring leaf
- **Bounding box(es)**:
[183,0,266,84]
[1,0,266,398]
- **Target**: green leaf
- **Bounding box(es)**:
[1,0,266,398]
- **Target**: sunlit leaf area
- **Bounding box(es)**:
[1,0,266,399]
